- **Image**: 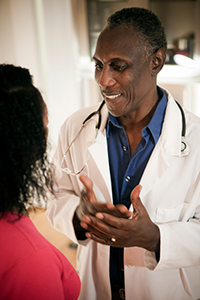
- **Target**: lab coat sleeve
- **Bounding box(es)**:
[144,171,200,271]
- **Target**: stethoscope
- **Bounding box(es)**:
[175,100,190,156]
[61,100,105,175]
[61,100,190,175]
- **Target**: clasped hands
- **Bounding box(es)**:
[75,175,160,252]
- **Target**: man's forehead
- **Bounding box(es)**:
[99,26,137,42]
[94,27,141,60]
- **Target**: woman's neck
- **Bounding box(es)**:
[12,206,29,217]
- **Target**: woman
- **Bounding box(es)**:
[0,78,81,299]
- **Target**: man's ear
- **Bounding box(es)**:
[151,48,166,75]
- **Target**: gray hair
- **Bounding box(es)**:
[106,7,167,58]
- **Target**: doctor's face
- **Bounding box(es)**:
[93,26,155,119]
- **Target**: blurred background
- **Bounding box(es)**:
[0,0,200,153]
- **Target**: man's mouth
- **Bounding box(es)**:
[103,93,121,100]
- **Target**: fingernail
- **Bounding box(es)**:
[83,216,91,223]
[96,213,103,219]
[80,222,88,229]
[85,232,91,238]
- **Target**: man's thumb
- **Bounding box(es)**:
[130,185,143,211]
[79,174,97,203]
[79,174,93,191]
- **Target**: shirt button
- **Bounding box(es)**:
[123,145,127,151]
[125,176,130,182]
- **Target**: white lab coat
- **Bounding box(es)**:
[47,89,200,300]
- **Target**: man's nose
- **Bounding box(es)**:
[98,68,116,88]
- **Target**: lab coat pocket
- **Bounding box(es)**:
[155,203,184,223]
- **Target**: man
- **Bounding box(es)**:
[47,7,200,300]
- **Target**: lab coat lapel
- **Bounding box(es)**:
[139,139,169,199]
[140,93,182,199]
[87,130,113,203]
[85,105,112,203]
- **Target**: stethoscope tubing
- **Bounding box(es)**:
[83,100,105,130]
[61,98,189,175]
[82,99,189,155]
[175,100,186,138]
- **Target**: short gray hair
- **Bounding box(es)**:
[106,7,167,58]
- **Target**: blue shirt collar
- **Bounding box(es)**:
[106,86,167,144]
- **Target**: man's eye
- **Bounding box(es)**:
[95,64,102,71]
[112,63,127,71]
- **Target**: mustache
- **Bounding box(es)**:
[101,89,121,94]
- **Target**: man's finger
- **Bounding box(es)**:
[79,174,97,203]
[130,185,143,214]
[79,174,93,191]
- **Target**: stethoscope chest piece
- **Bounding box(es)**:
[181,138,190,157]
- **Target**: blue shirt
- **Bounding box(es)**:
[106,87,167,288]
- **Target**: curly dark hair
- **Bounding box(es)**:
[106,7,167,58]
[0,64,33,90]
[0,86,54,217]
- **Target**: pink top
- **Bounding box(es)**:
[0,212,81,300]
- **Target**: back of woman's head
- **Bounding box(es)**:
[0,64,33,91]
[0,86,54,216]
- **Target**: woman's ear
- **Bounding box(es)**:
[151,48,166,75]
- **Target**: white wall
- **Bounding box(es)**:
[0,0,82,151]
[0,0,42,87]
[40,0,81,149]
